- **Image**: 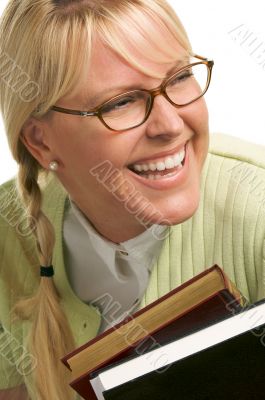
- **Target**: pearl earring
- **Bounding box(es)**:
[49,161,59,171]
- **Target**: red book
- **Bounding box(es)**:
[62,265,245,400]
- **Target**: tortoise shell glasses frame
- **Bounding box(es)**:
[49,54,214,132]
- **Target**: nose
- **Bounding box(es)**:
[145,95,184,140]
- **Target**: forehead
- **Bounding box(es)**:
[64,31,189,108]
[90,39,186,78]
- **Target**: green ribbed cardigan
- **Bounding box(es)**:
[0,133,265,393]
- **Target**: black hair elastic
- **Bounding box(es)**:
[40,265,54,277]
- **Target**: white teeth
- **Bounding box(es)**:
[149,163,157,171]
[144,165,183,180]
[174,149,185,165]
[157,162,166,171]
[132,146,186,173]
[165,157,175,169]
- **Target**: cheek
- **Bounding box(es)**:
[49,119,105,166]
[51,124,135,177]
[184,99,209,163]
[186,98,209,132]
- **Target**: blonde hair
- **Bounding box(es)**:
[0,1,192,398]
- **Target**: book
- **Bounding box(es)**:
[62,265,246,400]
[94,299,265,400]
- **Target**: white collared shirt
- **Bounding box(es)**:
[63,200,168,332]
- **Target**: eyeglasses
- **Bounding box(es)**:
[50,55,214,132]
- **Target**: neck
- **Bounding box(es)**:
[71,199,149,243]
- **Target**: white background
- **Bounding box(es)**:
[0,0,265,184]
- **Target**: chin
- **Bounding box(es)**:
[140,185,201,229]
[160,196,200,226]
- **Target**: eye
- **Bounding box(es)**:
[169,70,194,86]
[102,95,137,114]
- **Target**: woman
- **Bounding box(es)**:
[0,0,265,399]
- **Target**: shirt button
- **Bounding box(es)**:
[119,250,129,256]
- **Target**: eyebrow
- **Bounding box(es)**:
[83,56,191,108]
[165,56,191,78]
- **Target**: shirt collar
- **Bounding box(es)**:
[69,199,168,265]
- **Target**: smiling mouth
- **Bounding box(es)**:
[127,144,187,180]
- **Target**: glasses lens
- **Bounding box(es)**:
[100,91,150,131]
[165,63,209,106]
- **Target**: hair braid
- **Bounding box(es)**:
[14,145,76,400]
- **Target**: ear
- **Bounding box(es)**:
[21,118,53,169]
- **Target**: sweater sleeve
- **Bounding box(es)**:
[208,133,265,303]
[0,180,38,389]
[257,235,265,301]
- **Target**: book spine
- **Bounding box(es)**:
[217,268,246,307]
[70,377,98,400]
[218,289,246,315]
